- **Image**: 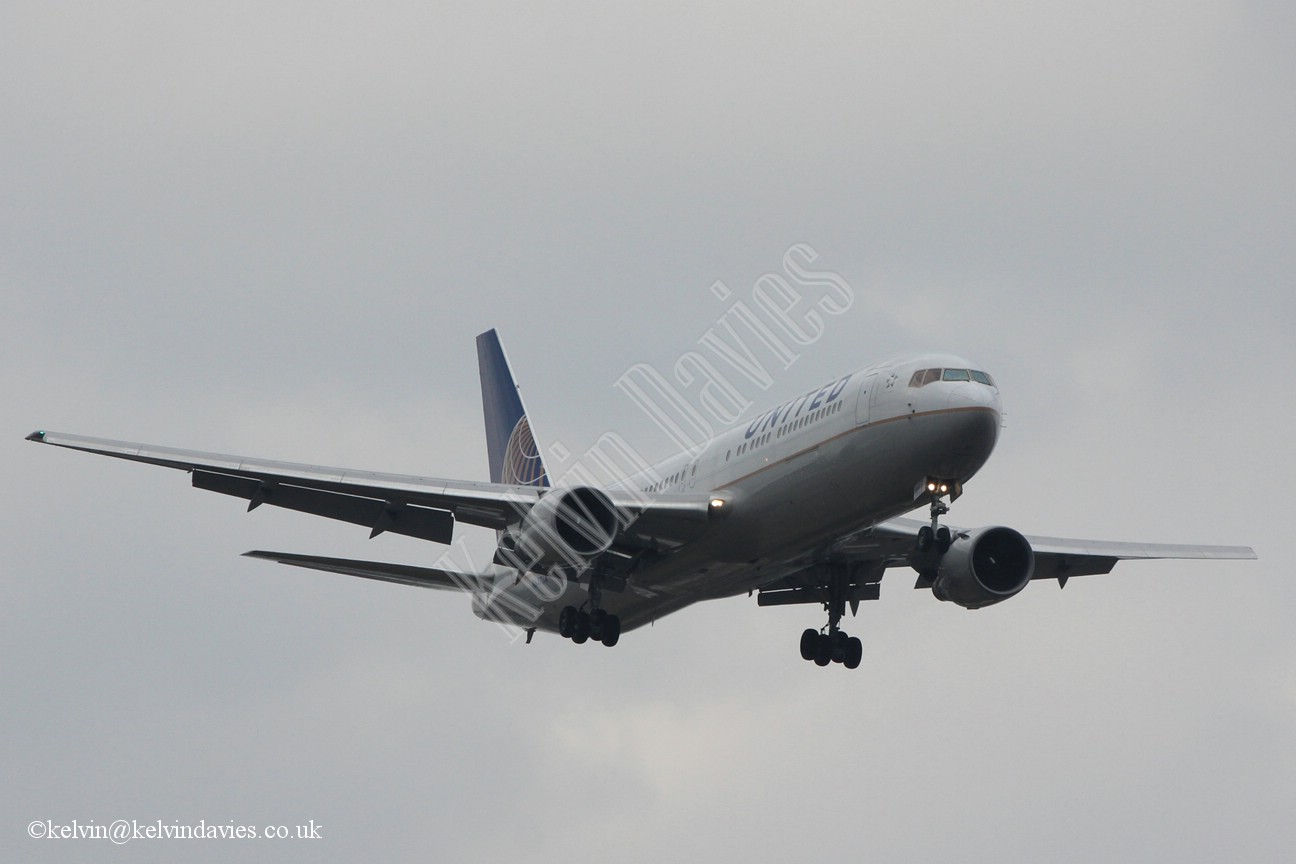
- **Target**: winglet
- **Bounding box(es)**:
[26,430,46,442]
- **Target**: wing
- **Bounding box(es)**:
[1007,530,1258,584]
[26,430,715,547]
[861,516,1256,585]
[756,515,1256,608]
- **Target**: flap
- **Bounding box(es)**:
[194,470,454,543]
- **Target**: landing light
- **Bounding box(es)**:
[709,498,726,510]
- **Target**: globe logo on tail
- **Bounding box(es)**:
[502,415,547,487]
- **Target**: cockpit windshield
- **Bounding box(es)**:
[908,367,995,388]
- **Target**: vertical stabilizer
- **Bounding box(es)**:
[476,329,549,487]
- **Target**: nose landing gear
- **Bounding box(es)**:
[914,478,960,583]
[916,478,958,553]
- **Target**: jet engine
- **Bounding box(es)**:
[496,486,620,574]
[931,526,1035,609]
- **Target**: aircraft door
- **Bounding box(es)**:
[855,372,878,426]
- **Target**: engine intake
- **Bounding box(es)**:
[931,526,1035,609]
[497,486,620,574]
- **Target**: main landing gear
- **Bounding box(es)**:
[556,578,621,647]
[799,626,863,669]
[796,562,866,669]
[557,605,621,647]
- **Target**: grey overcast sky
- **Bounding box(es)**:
[3,2,1292,862]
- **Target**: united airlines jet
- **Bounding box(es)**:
[27,330,1255,669]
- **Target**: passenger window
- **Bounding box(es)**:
[942,368,970,382]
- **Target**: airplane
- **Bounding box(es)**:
[27,329,1256,669]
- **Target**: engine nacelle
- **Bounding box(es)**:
[496,486,619,575]
[931,526,1035,609]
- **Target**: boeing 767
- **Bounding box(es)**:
[27,329,1255,668]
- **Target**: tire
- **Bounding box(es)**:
[917,525,933,552]
[601,615,621,647]
[814,633,833,667]
[572,611,591,644]
[590,609,607,641]
[831,631,847,664]
[558,606,577,639]
[844,637,863,669]
[800,628,819,661]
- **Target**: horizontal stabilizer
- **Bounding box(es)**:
[243,550,487,592]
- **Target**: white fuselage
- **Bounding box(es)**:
[485,353,1003,632]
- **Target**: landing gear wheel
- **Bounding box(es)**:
[844,636,863,669]
[831,631,848,664]
[800,628,819,661]
[917,525,934,552]
[558,606,578,639]
[935,525,952,553]
[572,611,591,644]
[589,609,607,641]
[600,614,621,647]
[814,634,833,666]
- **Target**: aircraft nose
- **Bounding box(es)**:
[945,383,1002,461]
[947,380,1001,417]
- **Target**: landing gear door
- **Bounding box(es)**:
[855,372,878,426]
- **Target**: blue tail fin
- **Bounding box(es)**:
[476,329,549,487]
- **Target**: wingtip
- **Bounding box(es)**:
[26,430,46,442]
